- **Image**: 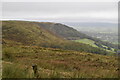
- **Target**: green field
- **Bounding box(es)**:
[74,39,98,47]
[73,39,115,54]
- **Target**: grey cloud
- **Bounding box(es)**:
[2,2,118,23]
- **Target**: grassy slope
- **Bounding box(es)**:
[73,39,115,54]
[2,43,118,78]
[74,39,98,47]
[34,22,90,40]
[2,21,110,55]
[2,21,118,78]
[2,21,64,46]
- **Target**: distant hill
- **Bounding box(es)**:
[62,22,117,33]
[34,22,118,51]
[2,21,112,55]
[34,22,91,40]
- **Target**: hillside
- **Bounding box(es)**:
[2,44,118,78]
[2,21,64,46]
[2,21,111,55]
[2,21,119,78]
[34,22,118,52]
[34,22,90,40]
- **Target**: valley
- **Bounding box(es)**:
[2,21,119,78]
[63,22,118,44]
[81,31,118,44]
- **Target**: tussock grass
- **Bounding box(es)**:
[2,62,34,78]
[2,45,118,78]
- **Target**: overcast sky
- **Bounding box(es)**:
[1,1,118,23]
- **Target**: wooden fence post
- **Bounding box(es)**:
[32,64,39,78]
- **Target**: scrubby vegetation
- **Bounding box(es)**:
[2,44,118,78]
[2,21,114,55]
[2,62,33,78]
[2,21,119,78]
